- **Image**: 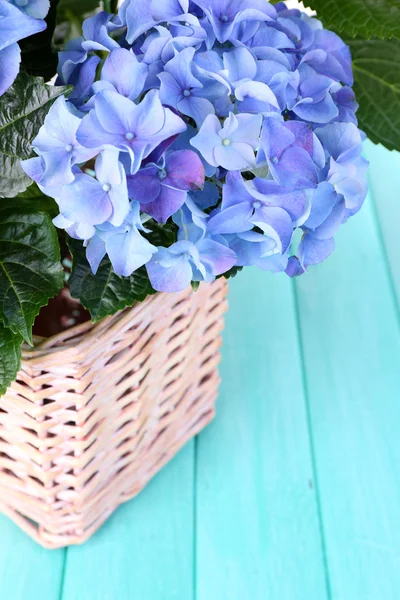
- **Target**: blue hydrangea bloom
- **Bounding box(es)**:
[159,46,217,128]
[315,122,368,217]
[286,181,345,275]
[92,48,148,102]
[117,0,191,44]
[8,0,49,19]
[208,170,307,255]
[257,115,323,189]
[191,0,276,43]
[77,89,186,174]
[26,95,98,187]
[127,149,205,223]
[86,202,158,276]
[190,112,262,170]
[57,150,130,227]
[0,0,46,96]
[57,12,119,107]
[147,239,236,292]
[23,0,369,290]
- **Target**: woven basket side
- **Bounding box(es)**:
[0,279,228,548]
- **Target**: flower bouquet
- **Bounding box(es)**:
[0,0,397,545]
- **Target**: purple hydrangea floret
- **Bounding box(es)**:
[22,0,369,289]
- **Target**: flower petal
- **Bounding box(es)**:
[0,43,20,96]
[208,203,253,234]
[197,238,237,275]
[145,186,187,223]
[127,166,161,203]
[164,150,205,191]
[147,249,193,292]
[106,227,157,276]
[58,173,112,225]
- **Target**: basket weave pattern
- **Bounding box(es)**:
[0,279,228,548]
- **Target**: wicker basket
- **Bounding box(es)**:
[0,279,228,548]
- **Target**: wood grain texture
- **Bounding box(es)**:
[61,442,195,600]
[294,191,400,600]
[195,270,329,600]
[364,140,400,301]
[0,515,64,600]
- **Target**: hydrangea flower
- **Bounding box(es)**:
[86,202,157,277]
[208,171,306,255]
[92,48,148,102]
[117,0,191,44]
[147,238,236,292]
[57,12,120,107]
[159,47,217,127]
[257,116,323,189]
[0,0,46,96]
[25,95,98,187]
[191,0,276,43]
[57,150,130,227]
[77,89,186,173]
[23,0,369,291]
[315,122,368,217]
[191,112,262,170]
[8,0,49,19]
[127,150,205,223]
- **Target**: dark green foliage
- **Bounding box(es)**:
[303,0,400,39]
[0,325,23,396]
[347,36,400,151]
[221,266,243,281]
[0,200,64,344]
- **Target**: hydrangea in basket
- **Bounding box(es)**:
[0,0,398,546]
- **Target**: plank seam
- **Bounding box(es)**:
[58,548,68,600]
[291,279,333,600]
[193,434,198,600]
[365,149,400,327]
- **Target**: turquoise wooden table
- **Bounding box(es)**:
[1,142,400,599]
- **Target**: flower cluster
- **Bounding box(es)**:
[22,0,368,292]
[0,0,49,96]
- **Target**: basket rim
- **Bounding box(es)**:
[24,290,163,356]
[22,281,227,358]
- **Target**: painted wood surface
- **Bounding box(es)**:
[1,141,400,599]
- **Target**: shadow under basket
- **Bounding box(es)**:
[0,279,228,549]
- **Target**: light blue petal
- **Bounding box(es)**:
[107,227,157,277]
[0,43,20,96]
[147,250,193,292]
[197,238,237,275]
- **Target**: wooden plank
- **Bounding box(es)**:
[61,442,195,600]
[364,141,400,299]
[195,269,329,600]
[0,515,65,600]
[294,181,400,599]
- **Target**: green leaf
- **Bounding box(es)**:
[347,36,400,151]
[19,0,62,81]
[0,73,69,198]
[303,0,400,39]
[220,266,243,281]
[67,238,156,322]
[17,183,59,218]
[142,219,178,248]
[0,201,64,344]
[0,325,23,396]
